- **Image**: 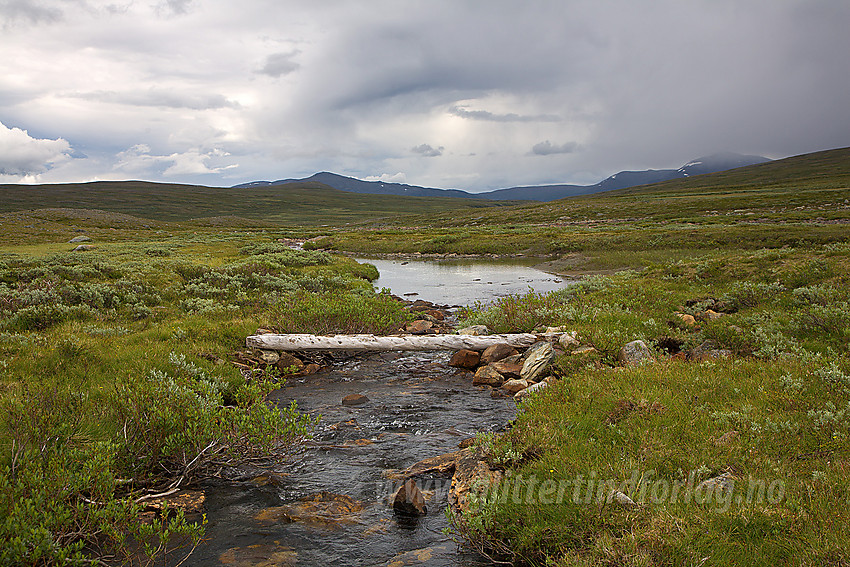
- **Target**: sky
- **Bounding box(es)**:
[1,0,849,191]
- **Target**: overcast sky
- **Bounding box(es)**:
[1,0,849,191]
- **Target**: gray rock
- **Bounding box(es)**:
[558,332,579,349]
[69,235,91,243]
[608,490,637,507]
[258,350,280,365]
[618,340,655,366]
[457,325,490,336]
[72,245,95,251]
[521,341,554,382]
[514,376,555,400]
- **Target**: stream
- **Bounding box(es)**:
[185,259,572,566]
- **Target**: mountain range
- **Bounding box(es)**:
[234,152,771,202]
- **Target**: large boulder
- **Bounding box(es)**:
[490,360,523,379]
[521,341,554,382]
[618,340,655,366]
[480,343,518,364]
[68,235,91,243]
[449,349,480,369]
[472,365,504,387]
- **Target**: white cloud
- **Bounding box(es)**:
[363,172,407,183]
[0,120,71,177]
[113,144,235,177]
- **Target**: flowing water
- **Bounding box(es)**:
[185,259,570,566]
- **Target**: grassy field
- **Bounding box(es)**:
[0,146,848,565]
[0,180,521,226]
[0,227,414,565]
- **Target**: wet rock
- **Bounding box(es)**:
[458,438,476,449]
[386,545,452,566]
[472,365,504,387]
[490,360,523,379]
[392,479,427,516]
[448,349,480,369]
[342,393,369,406]
[406,320,433,334]
[220,544,296,567]
[501,378,529,394]
[618,340,655,366]
[480,343,517,364]
[520,341,554,382]
[275,352,305,374]
[457,325,489,336]
[449,447,502,514]
[254,491,364,527]
[301,362,321,375]
[395,451,459,480]
[68,235,91,243]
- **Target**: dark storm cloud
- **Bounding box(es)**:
[258,51,301,78]
[449,106,561,123]
[531,141,580,156]
[411,144,443,157]
[1,0,848,187]
[0,0,62,26]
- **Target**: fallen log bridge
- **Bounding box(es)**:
[246,333,541,352]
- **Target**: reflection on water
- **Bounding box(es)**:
[185,352,512,567]
[358,257,573,306]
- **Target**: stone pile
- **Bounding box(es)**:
[448,329,565,400]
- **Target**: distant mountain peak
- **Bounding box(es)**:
[233,151,771,202]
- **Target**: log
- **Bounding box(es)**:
[245,333,541,352]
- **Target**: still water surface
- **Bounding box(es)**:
[358,257,571,305]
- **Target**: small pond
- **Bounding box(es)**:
[357,257,572,305]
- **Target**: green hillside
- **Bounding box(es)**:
[0,180,520,225]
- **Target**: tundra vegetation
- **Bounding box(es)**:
[0,146,848,565]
